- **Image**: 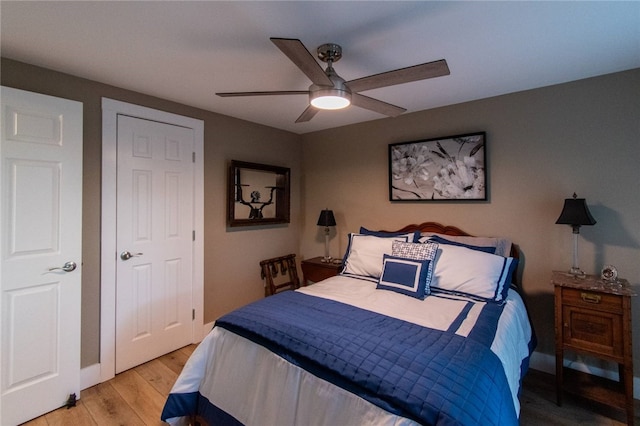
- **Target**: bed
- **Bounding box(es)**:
[162,222,535,426]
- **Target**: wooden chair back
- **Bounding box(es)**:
[260,254,300,297]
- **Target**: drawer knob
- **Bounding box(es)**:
[581,292,601,304]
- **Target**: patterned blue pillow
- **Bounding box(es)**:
[377,255,431,299]
[391,240,439,296]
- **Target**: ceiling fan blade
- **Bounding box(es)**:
[216,91,308,97]
[271,38,333,87]
[346,59,449,93]
[295,105,319,123]
[351,93,406,117]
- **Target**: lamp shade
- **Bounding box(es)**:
[555,193,596,227]
[317,209,336,227]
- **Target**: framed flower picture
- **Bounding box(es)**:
[389,132,487,201]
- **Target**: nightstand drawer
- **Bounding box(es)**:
[301,257,342,285]
[562,305,623,358]
[561,287,623,313]
[305,265,339,283]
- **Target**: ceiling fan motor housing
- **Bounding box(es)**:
[317,43,342,63]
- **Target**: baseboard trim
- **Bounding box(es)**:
[81,323,213,392]
[80,363,102,390]
[529,350,639,399]
[203,322,214,337]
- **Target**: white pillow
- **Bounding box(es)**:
[430,244,518,303]
[341,234,411,281]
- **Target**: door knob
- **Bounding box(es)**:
[48,261,77,272]
[120,251,143,261]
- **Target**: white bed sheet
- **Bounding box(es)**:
[165,275,532,426]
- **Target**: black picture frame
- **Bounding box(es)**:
[227,160,290,227]
[389,132,487,201]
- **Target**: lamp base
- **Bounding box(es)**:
[323,227,332,263]
[564,232,586,278]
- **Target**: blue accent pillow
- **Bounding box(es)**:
[428,235,496,254]
[376,254,431,299]
[391,240,438,296]
[359,227,420,243]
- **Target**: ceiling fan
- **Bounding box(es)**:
[216,38,450,123]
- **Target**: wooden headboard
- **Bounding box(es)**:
[382,221,521,287]
[386,222,473,238]
[383,221,519,259]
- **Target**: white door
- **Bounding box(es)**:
[0,87,82,425]
[115,115,194,373]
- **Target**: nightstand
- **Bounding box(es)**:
[300,257,342,286]
[552,271,636,425]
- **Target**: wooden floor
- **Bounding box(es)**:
[520,369,640,426]
[21,345,196,426]
[22,346,640,425]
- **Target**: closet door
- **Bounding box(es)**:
[1,86,83,425]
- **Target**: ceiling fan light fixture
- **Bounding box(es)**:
[220,38,450,122]
[310,64,352,110]
[310,88,352,110]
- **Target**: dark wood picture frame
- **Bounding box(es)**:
[227,160,290,227]
[388,132,487,201]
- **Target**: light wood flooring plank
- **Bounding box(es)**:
[110,369,166,425]
[41,401,96,426]
[134,358,179,397]
[80,381,145,426]
[157,347,192,375]
[179,344,196,358]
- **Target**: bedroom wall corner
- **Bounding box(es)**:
[0,57,304,368]
[300,68,640,388]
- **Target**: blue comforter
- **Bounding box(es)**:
[204,291,517,426]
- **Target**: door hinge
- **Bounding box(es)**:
[192,230,195,241]
[192,152,195,163]
[192,309,195,320]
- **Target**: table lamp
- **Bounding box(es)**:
[317,209,336,262]
[555,193,596,277]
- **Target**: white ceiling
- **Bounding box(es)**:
[2,1,639,134]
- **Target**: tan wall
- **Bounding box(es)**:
[1,58,303,367]
[4,56,638,373]
[300,69,640,367]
